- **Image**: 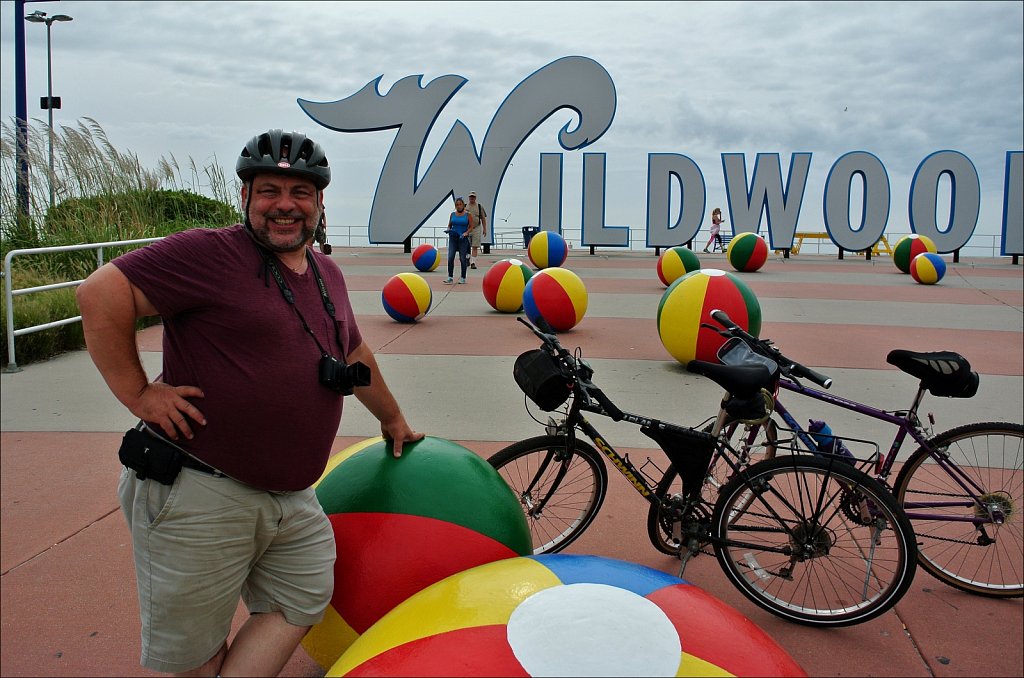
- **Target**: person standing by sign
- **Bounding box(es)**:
[444,196,474,284]
[465,191,487,269]
[704,207,725,253]
[76,129,422,676]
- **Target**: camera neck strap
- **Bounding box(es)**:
[262,247,345,359]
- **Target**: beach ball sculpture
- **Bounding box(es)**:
[301,436,533,670]
[381,272,431,323]
[527,230,569,269]
[727,232,769,272]
[483,258,534,313]
[411,243,440,272]
[658,268,762,364]
[910,252,946,285]
[893,234,938,273]
[657,247,702,287]
[328,554,806,677]
[523,267,588,332]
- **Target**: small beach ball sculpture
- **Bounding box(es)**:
[893,234,938,273]
[727,232,769,272]
[483,258,534,313]
[910,252,946,285]
[657,247,702,287]
[527,230,569,269]
[523,267,588,332]
[411,243,440,272]
[328,554,807,677]
[381,272,431,323]
[301,436,533,670]
[658,268,762,365]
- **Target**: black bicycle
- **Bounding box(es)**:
[489,316,917,626]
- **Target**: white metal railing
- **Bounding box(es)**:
[3,238,162,372]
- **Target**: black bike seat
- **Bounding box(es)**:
[687,360,774,398]
[886,349,979,398]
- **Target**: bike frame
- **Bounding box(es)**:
[773,377,996,526]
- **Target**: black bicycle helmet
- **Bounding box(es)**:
[235,129,331,189]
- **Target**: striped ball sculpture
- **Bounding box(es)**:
[910,252,946,285]
[657,247,702,286]
[381,272,431,323]
[726,232,769,272]
[658,269,762,364]
[893,234,937,273]
[483,258,534,312]
[411,243,440,272]
[527,230,569,269]
[523,267,588,332]
[301,436,533,671]
[327,554,806,677]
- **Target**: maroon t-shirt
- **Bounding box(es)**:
[113,225,362,491]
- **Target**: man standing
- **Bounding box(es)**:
[76,129,422,676]
[465,190,487,269]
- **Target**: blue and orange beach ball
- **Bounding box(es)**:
[910,252,946,284]
[527,230,570,269]
[523,267,588,332]
[411,243,440,272]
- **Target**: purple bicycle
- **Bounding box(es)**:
[695,310,1023,598]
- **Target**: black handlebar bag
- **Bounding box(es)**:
[514,349,572,411]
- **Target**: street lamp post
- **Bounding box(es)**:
[25,10,73,210]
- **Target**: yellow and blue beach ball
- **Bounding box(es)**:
[893,234,937,274]
[483,258,534,312]
[328,554,806,677]
[657,247,702,286]
[527,230,569,269]
[301,436,533,670]
[658,269,762,364]
[411,243,440,272]
[910,252,946,284]
[523,267,588,332]
[381,272,431,322]
[726,232,769,272]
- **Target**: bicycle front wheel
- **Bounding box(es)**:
[488,435,608,555]
[713,455,917,626]
[894,422,1023,598]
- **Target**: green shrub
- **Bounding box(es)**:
[0,268,85,367]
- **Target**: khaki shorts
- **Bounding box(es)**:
[470,229,483,248]
[118,466,335,673]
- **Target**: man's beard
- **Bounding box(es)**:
[250,216,315,253]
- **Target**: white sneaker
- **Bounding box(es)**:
[443,277,454,284]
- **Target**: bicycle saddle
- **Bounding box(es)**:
[687,360,775,398]
[886,349,979,398]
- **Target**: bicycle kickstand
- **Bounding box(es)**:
[678,538,700,578]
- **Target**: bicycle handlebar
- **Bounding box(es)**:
[708,309,833,389]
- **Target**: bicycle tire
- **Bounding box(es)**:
[713,455,917,626]
[647,419,779,555]
[488,435,608,555]
[893,422,1023,598]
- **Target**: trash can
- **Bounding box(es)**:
[522,226,540,248]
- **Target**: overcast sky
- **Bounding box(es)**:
[2,0,1022,244]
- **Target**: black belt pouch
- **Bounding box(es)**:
[119,428,183,485]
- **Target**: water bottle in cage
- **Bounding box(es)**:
[808,419,856,462]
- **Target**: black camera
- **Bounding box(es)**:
[318,355,371,395]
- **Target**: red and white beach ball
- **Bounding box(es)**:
[893,234,938,273]
[527,230,570,269]
[726,232,769,272]
[328,554,806,677]
[411,243,440,272]
[910,252,947,284]
[658,269,762,364]
[301,436,533,670]
[657,247,702,286]
[381,272,431,322]
[483,258,534,313]
[523,267,588,332]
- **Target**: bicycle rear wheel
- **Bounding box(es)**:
[713,455,917,626]
[894,422,1023,598]
[647,420,779,555]
[488,435,608,554]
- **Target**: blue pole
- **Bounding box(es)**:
[14,0,31,220]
